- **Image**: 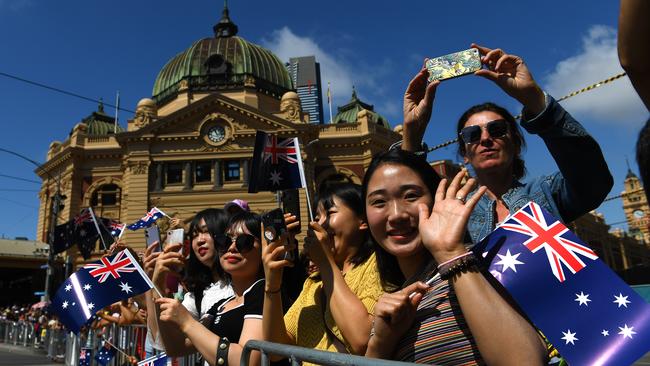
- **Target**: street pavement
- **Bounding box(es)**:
[0,343,59,366]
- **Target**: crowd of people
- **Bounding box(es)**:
[6,1,650,363]
[83,42,622,366]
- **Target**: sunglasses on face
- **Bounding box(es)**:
[215,233,257,255]
[459,119,509,145]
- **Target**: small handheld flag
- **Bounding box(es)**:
[138,352,168,366]
[51,249,155,333]
[474,202,650,365]
[127,207,167,230]
[248,131,306,193]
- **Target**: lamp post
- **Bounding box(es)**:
[0,148,63,302]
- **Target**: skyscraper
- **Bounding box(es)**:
[287,56,325,124]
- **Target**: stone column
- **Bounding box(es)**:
[242,159,249,187]
[154,163,163,191]
[213,160,222,189]
[184,162,192,190]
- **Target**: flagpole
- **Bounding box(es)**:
[113,90,120,133]
[88,207,108,250]
[294,138,314,222]
[101,336,132,359]
[327,81,333,124]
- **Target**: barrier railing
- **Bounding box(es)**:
[240,340,420,366]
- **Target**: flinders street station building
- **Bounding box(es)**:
[35,6,400,261]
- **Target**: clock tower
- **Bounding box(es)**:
[622,168,650,244]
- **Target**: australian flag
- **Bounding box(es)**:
[474,201,650,365]
[127,207,166,230]
[138,352,168,366]
[78,348,92,366]
[104,219,126,238]
[248,131,307,193]
[52,221,75,255]
[51,249,154,333]
[95,343,117,366]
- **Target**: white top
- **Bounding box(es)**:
[182,281,234,319]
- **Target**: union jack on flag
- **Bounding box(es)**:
[74,208,93,226]
[263,134,298,164]
[84,250,138,283]
[499,202,598,282]
[138,352,168,366]
[127,207,166,230]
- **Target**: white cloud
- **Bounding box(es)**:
[262,27,397,123]
[544,25,646,126]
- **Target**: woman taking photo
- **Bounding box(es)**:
[401,44,613,243]
[148,208,234,357]
[363,149,547,365]
[156,212,267,366]
[262,183,383,362]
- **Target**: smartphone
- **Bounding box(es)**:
[166,228,185,256]
[262,208,293,263]
[425,48,482,82]
[145,226,161,252]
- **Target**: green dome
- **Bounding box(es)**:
[81,102,124,135]
[332,88,390,129]
[152,7,293,104]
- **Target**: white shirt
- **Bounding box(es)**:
[182,281,234,319]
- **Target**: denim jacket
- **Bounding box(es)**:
[466,94,613,244]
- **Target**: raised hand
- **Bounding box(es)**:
[260,222,295,293]
[368,281,429,357]
[303,222,335,269]
[156,297,192,330]
[472,44,545,115]
[418,170,487,264]
[152,242,184,288]
[142,241,161,278]
[402,62,440,151]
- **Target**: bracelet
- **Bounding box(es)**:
[216,337,230,365]
[436,252,473,270]
[438,253,479,280]
[264,287,282,294]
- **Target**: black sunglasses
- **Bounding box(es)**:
[215,233,257,255]
[459,119,508,145]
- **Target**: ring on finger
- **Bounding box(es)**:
[455,195,465,203]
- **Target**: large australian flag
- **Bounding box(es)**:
[248,131,306,193]
[473,201,650,365]
[51,249,154,333]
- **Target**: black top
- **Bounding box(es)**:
[206,279,264,343]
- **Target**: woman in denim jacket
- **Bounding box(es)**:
[402,44,613,243]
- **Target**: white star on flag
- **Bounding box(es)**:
[574,291,591,306]
[494,249,524,272]
[618,324,636,339]
[64,284,72,292]
[62,301,68,309]
[601,330,609,336]
[119,282,133,294]
[269,170,283,185]
[88,303,95,310]
[613,293,631,308]
[72,302,76,306]
[83,284,92,291]
[561,329,578,345]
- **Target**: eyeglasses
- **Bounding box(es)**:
[459,119,509,145]
[215,233,257,255]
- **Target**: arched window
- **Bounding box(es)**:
[91,184,121,207]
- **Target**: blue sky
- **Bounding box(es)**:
[0,0,646,240]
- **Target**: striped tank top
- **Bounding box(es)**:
[393,275,485,365]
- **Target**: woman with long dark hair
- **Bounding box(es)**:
[261,183,383,362]
[363,149,546,365]
[150,208,234,357]
[156,212,268,366]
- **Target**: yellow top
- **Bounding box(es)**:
[283,252,383,360]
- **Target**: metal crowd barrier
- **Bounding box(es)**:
[241,340,420,366]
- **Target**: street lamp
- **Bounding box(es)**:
[0,147,63,302]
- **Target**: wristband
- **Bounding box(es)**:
[216,337,230,365]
